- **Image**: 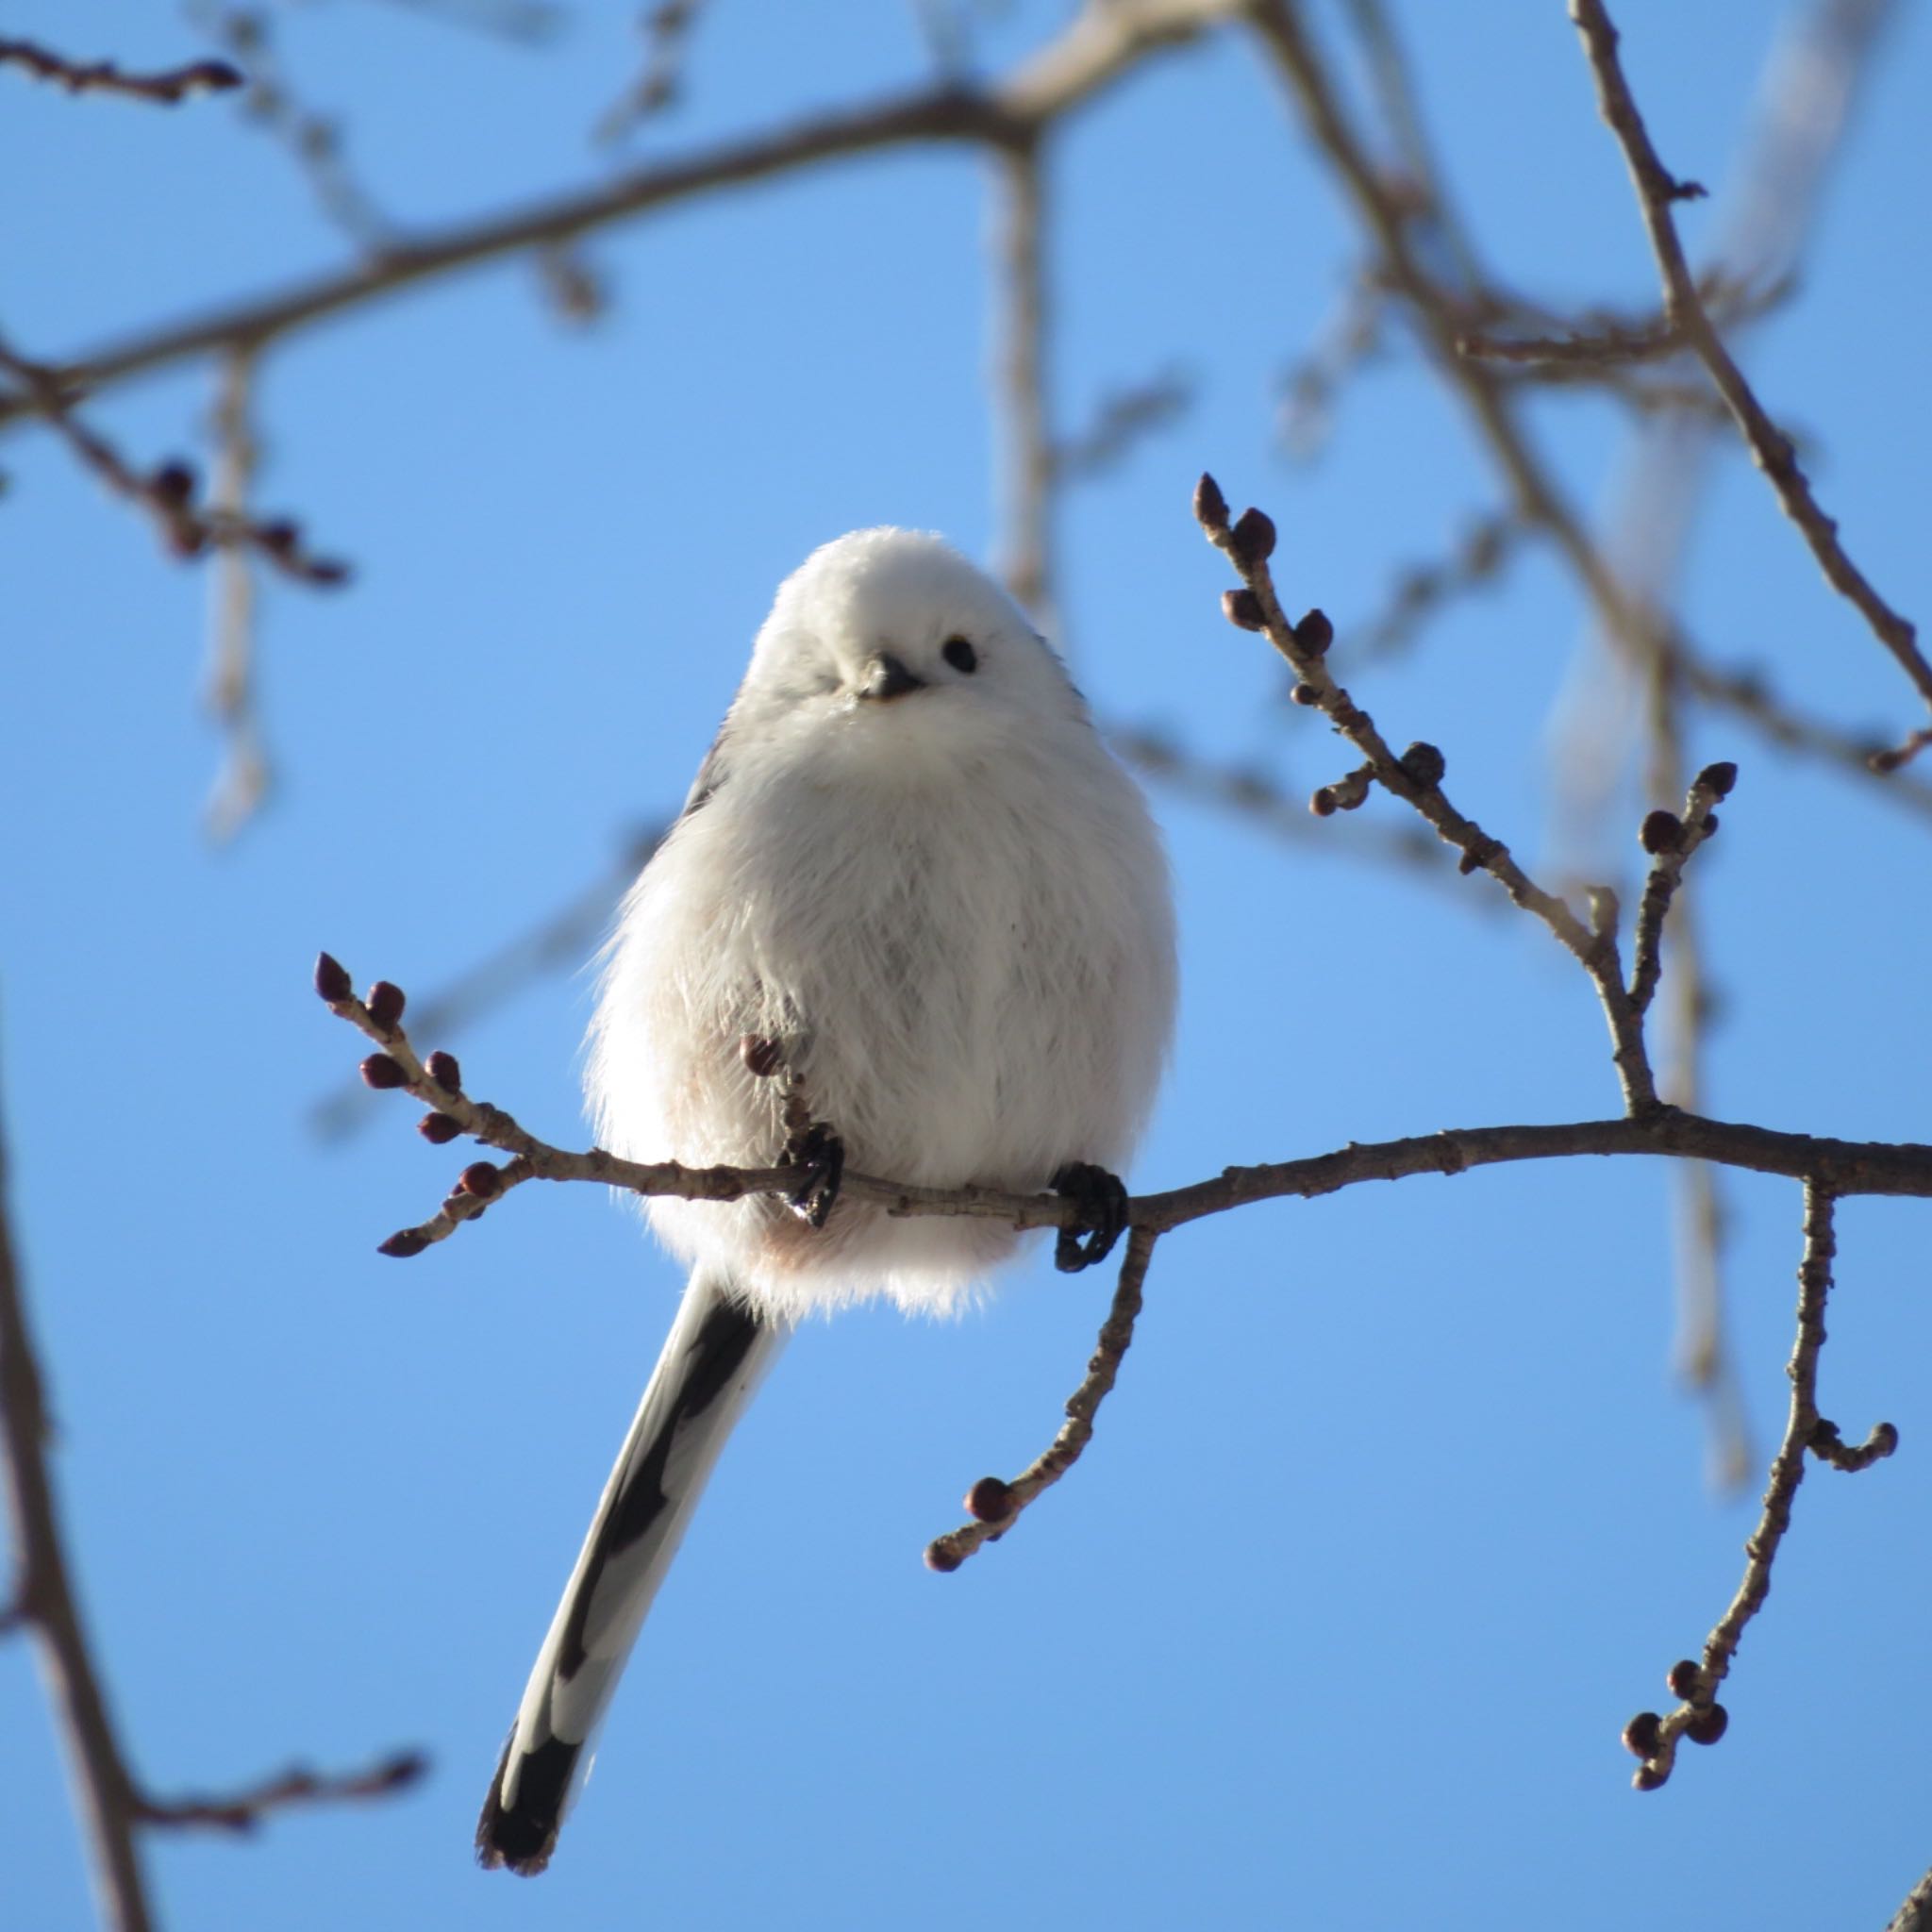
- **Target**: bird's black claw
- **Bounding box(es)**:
[1051,1161,1129,1273]
[783,1122,844,1229]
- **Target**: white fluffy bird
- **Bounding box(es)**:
[476,528,1177,1873]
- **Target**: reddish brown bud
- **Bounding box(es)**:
[1666,1659,1702,1700]
[377,1229,429,1258]
[184,58,245,92]
[366,980,406,1029]
[1290,682,1320,707]
[1230,506,1277,567]
[1621,1711,1662,1758]
[1309,787,1338,818]
[458,1161,503,1199]
[1222,588,1265,631]
[304,557,353,589]
[1633,1763,1669,1791]
[1701,813,1720,837]
[1293,608,1334,656]
[417,1111,462,1145]
[923,1541,963,1574]
[257,518,300,558]
[1457,850,1482,875]
[740,1035,783,1079]
[359,1053,406,1091]
[1640,808,1684,856]
[1400,741,1446,788]
[1192,472,1229,531]
[426,1050,462,1094]
[314,951,352,1002]
[370,1749,428,1791]
[1873,1421,1901,1457]
[964,1475,1015,1524]
[1697,760,1738,798]
[1685,1703,1728,1746]
[149,460,196,507]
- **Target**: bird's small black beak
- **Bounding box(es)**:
[857,653,925,702]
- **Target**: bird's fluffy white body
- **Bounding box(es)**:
[588,525,1175,1318]
[478,528,1175,1874]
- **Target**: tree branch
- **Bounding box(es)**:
[924,1225,1159,1571]
[0,38,240,105]
[0,1056,423,1931]
[0,1074,152,1932]
[0,0,1241,422]
[1567,0,1932,731]
[318,951,1932,1274]
[1241,0,1932,814]
[1620,1184,1896,1790]
[1192,475,1667,1115]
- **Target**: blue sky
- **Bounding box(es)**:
[4,3,1930,1927]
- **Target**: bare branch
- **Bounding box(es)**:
[319,944,1932,1274]
[0,37,241,105]
[0,0,1242,423]
[1627,762,1732,1018]
[592,1,706,148]
[924,1225,1158,1571]
[0,330,350,585]
[134,1750,426,1834]
[1242,0,1932,818]
[1345,508,1522,663]
[1623,1185,1897,1790]
[203,349,271,841]
[1568,0,1931,723]
[1459,322,1683,367]
[0,1051,424,1927]
[991,137,1054,624]
[0,1069,153,1932]
[195,8,394,254]
[1193,478,1664,1116]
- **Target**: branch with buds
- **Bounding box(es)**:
[0,37,241,105]
[0,333,350,585]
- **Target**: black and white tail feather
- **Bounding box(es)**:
[475,1272,781,1874]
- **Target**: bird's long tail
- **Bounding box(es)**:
[476,1270,782,1874]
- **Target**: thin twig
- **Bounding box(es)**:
[1458,323,1682,366]
[134,1750,426,1833]
[1568,0,1931,723]
[1109,721,1491,902]
[0,329,350,584]
[1626,765,1728,1018]
[1345,508,1522,662]
[1624,1184,1897,1789]
[924,1225,1159,1571]
[991,136,1054,626]
[194,7,394,254]
[0,37,240,104]
[0,1052,425,1928]
[0,1067,153,1932]
[592,1,706,147]
[308,825,661,1141]
[1193,478,1661,1116]
[204,348,271,841]
[1641,662,1750,1486]
[0,0,1243,424]
[1050,366,1191,482]
[1242,0,1932,821]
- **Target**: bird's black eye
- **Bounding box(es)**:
[941,636,978,675]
